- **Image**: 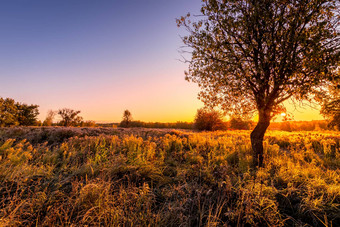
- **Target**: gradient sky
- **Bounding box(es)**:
[0,0,323,123]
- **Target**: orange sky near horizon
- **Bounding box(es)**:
[17,63,325,124]
[36,71,323,124]
[77,98,323,124]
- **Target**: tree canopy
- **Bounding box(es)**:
[178,0,339,167]
[16,103,40,126]
[321,76,340,129]
[0,98,18,127]
[0,97,39,127]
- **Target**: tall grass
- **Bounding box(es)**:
[0,128,339,226]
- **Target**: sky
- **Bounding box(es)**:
[0,0,323,123]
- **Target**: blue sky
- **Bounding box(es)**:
[0,0,205,122]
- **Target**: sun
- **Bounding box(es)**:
[281,113,286,117]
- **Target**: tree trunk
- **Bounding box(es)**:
[251,110,271,168]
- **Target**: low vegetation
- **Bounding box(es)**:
[0,127,339,226]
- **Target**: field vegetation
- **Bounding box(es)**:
[0,127,339,226]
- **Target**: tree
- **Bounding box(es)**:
[0,98,40,126]
[57,108,83,127]
[16,103,39,126]
[178,0,339,167]
[194,108,226,131]
[0,98,18,126]
[119,110,132,127]
[320,78,340,129]
[43,110,56,126]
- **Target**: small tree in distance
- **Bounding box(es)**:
[194,108,226,131]
[178,0,339,167]
[120,110,132,128]
[58,108,83,127]
[43,110,56,126]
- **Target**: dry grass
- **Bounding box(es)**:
[0,127,339,226]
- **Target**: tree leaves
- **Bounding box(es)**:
[179,0,339,119]
[0,97,39,126]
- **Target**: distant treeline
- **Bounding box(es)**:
[45,120,97,127]
[226,119,330,131]
[117,119,331,131]
[119,121,193,129]
[268,120,329,131]
[0,97,96,127]
[50,119,334,131]
[0,97,336,131]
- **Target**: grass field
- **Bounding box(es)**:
[0,127,339,226]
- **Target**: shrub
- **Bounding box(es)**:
[229,116,253,130]
[194,108,226,131]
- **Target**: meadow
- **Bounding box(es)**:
[0,127,339,226]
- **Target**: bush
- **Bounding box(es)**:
[194,108,226,131]
[229,116,253,130]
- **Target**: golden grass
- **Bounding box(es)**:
[0,127,339,226]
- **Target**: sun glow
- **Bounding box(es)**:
[281,113,287,117]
